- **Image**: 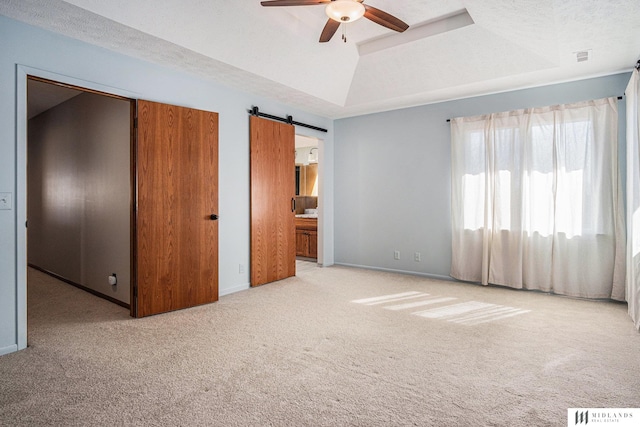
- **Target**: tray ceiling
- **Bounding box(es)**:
[2,0,639,118]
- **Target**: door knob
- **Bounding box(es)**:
[210,214,219,220]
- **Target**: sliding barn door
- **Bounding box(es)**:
[250,115,296,287]
[134,100,219,317]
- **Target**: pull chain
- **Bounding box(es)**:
[341,22,347,43]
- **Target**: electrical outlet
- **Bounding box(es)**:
[414,252,421,262]
[0,193,12,210]
[239,264,245,274]
[394,250,400,260]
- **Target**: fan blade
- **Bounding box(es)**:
[319,19,340,43]
[261,0,330,6]
[363,5,409,33]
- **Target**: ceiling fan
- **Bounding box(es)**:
[260,0,409,43]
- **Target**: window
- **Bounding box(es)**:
[450,97,625,299]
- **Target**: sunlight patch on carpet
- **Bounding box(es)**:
[383,296,457,311]
[352,292,530,325]
[351,291,424,305]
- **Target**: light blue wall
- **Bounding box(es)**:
[334,73,630,279]
[0,15,333,355]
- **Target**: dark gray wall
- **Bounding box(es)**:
[28,92,131,304]
[334,73,630,279]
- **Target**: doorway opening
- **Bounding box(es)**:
[24,75,221,328]
[26,76,134,319]
[294,134,321,266]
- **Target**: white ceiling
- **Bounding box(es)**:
[3,0,639,119]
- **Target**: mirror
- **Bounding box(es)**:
[296,163,318,196]
[295,145,318,196]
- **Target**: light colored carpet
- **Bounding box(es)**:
[1,263,639,426]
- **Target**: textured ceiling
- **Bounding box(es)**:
[2,0,639,119]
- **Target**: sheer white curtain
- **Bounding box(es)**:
[451,98,625,299]
[626,69,640,329]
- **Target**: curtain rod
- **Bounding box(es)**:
[248,106,327,133]
[445,95,626,123]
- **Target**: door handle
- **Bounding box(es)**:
[291,198,296,213]
[210,214,219,220]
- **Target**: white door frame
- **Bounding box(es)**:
[15,65,138,350]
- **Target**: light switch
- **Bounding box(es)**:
[0,193,12,210]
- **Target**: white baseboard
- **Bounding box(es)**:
[0,344,18,356]
[219,282,250,297]
[334,262,456,282]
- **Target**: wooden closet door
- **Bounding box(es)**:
[134,100,219,317]
[250,115,296,286]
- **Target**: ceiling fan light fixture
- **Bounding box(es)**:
[325,0,365,23]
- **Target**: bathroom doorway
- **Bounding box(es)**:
[294,135,320,264]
